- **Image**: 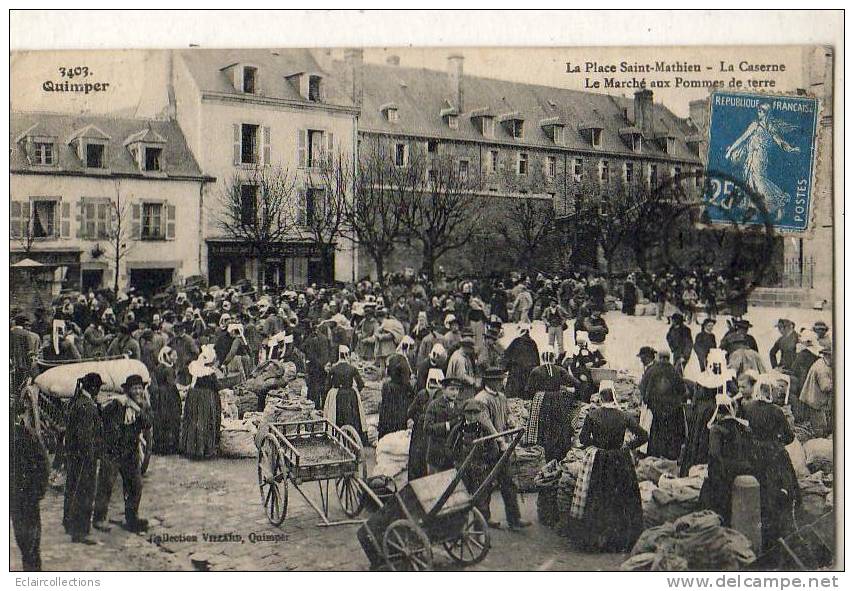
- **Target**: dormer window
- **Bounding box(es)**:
[553,126,564,146]
[387,108,399,123]
[86,143,105,168]
[447,115,459,130]
[242,66,257,94]
[481,117,494,138]
[34,141,55,166]
[144,147,162,171]
[666,137,676,154]
[510,120,524,139]
[308,75,323,102]
[633,135,642,153]
[591,128,603,149]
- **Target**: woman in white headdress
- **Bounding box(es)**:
[680,348,734,477]
[323,346,368,444]
[698,394,754,526]
[180,344,221,459]
[150,346,181,454]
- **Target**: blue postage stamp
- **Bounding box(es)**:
[703,91,819,233]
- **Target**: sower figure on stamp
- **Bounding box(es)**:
[93,374,152,533]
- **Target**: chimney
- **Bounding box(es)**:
[344,48,364,107]
[448,54,464,113]
[634,89,654,138]
[386,55,400,66]
[688,99,708,131]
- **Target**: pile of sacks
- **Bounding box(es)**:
[792,436,833,522]
[220,388,240,420]
[262,390,318,424]
[372,429,410,488]
[622,510,756,571]
[507,398,531,434]
[360,380,384,415]
[219,417,259,458]
[636,457,679,483]
[515,445,546,492]
[641,465,708,528]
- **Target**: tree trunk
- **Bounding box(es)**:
[421,243,436,283]
[256,256,265,290]
[373,253,385,286]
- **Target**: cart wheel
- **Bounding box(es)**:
[257,435,288,526]
[336,424,367,517]
[383,519,433,571]
[442,507,491,566]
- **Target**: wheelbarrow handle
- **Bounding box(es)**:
[472,426,525,445]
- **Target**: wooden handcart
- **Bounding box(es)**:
[257,418,374,527]
[358,427,525,571]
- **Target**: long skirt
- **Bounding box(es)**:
[336,387,367,445]
[63,452,97,537]
[699,459,754,525]
[505,367,531,400]
[647,405,685,460]
[407,425,429,480]
[565,447,643,552]
[679,395,716,476]
[180,387,221,459]
[753,441,800,550]
[305,363,327,411]
[150,382,182,454]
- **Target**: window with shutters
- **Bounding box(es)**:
[487,150,499,173]
[517,152,528,175]
[81,199,112,240]
[307,130,325,167]
[241,124,259,164]
[573,157,584,181]
[144,147,162,172]
[240,185,258,226]
[599,160,609,184]
[32,199,57,238]
[243,67,257,94]
[305,188,324,226]
[141,203,164,240]
[458,159,469,180]
[34,142,55,166]
[546,156,557,178]
[86,142,105,168]
[394,143,408,167]
[624,162,634,184]
[649,164,658,187]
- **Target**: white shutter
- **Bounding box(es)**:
[10,201,22,238]
[233,124,241,165]
[60,201,71,239]
[326,132,334,163]
[166,204,176,239]
[262,126,271,165]
[297,129,307,168]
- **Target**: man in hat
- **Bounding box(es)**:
[442,314,462,354]
[812,321,831,350]
[666,313,693,373]
[727,332,768,378]
[581,307,609,347]
[639,348,687,460]
[541,297,569,357]
[721,319,758,355]
[446,336,479,402]
[769,318,799,371]
[447,398,502,527]
[798,346,833,437]
[107,322,141,360]
[424,377,463,474]
[503,324,540,400]
[477,324,504,375]
[93,374,152,533]
[64,373,104,544]
[474,367,530,530]
[301,321,333,411]
[566,333,607,403]
[789,330,822,420]
[11,314,40,393]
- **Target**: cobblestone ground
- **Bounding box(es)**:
[11,451,625,572]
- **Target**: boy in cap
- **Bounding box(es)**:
[474,367,530,530]
[424,377,463,474]
[769,318,798,371]
[812,321,831,350]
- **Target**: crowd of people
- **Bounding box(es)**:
[10,266,834,570]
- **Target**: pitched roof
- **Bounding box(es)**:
[176,48,355,108]
[10,112,207,179]
[350,61,700,162]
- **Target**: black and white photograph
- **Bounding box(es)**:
[7,9,843,578]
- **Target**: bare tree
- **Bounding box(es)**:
[215,165,300,288]
[299,151,350,284]
[108,180,134,295]
[402,153,482,282]
[495,195,557,272]
[14,208,36,255]
[345,139,416,284]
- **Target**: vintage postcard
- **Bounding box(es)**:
[7,10,843,579]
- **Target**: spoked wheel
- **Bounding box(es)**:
[443,507,491,565]
[336,425,367,517]
[257,435,288,526]
[383,519,433,571]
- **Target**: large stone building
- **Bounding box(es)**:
[336,52,705,278]
[168,48,361,287]
[10,112,213,309]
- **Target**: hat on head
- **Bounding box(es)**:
[482,366,507,381]
[735,319,752,329]
[813,320,829,332]
[485,325,501,340]
[444,314,457,328]
[430,343,447,361]
[122,374,146,390]
[426,368,445,388]
[460,336,475,348]
[80,372,104,392]
[701,317,716,328]
[441,376,466,388]
[775,318,793,327]
[670,312,685,323]
[637,346,656,359]
[463,398,486,415]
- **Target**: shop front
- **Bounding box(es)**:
[10,248,82,313]
[206,240,332,288]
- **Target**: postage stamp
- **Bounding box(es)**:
[703,91,820,233]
